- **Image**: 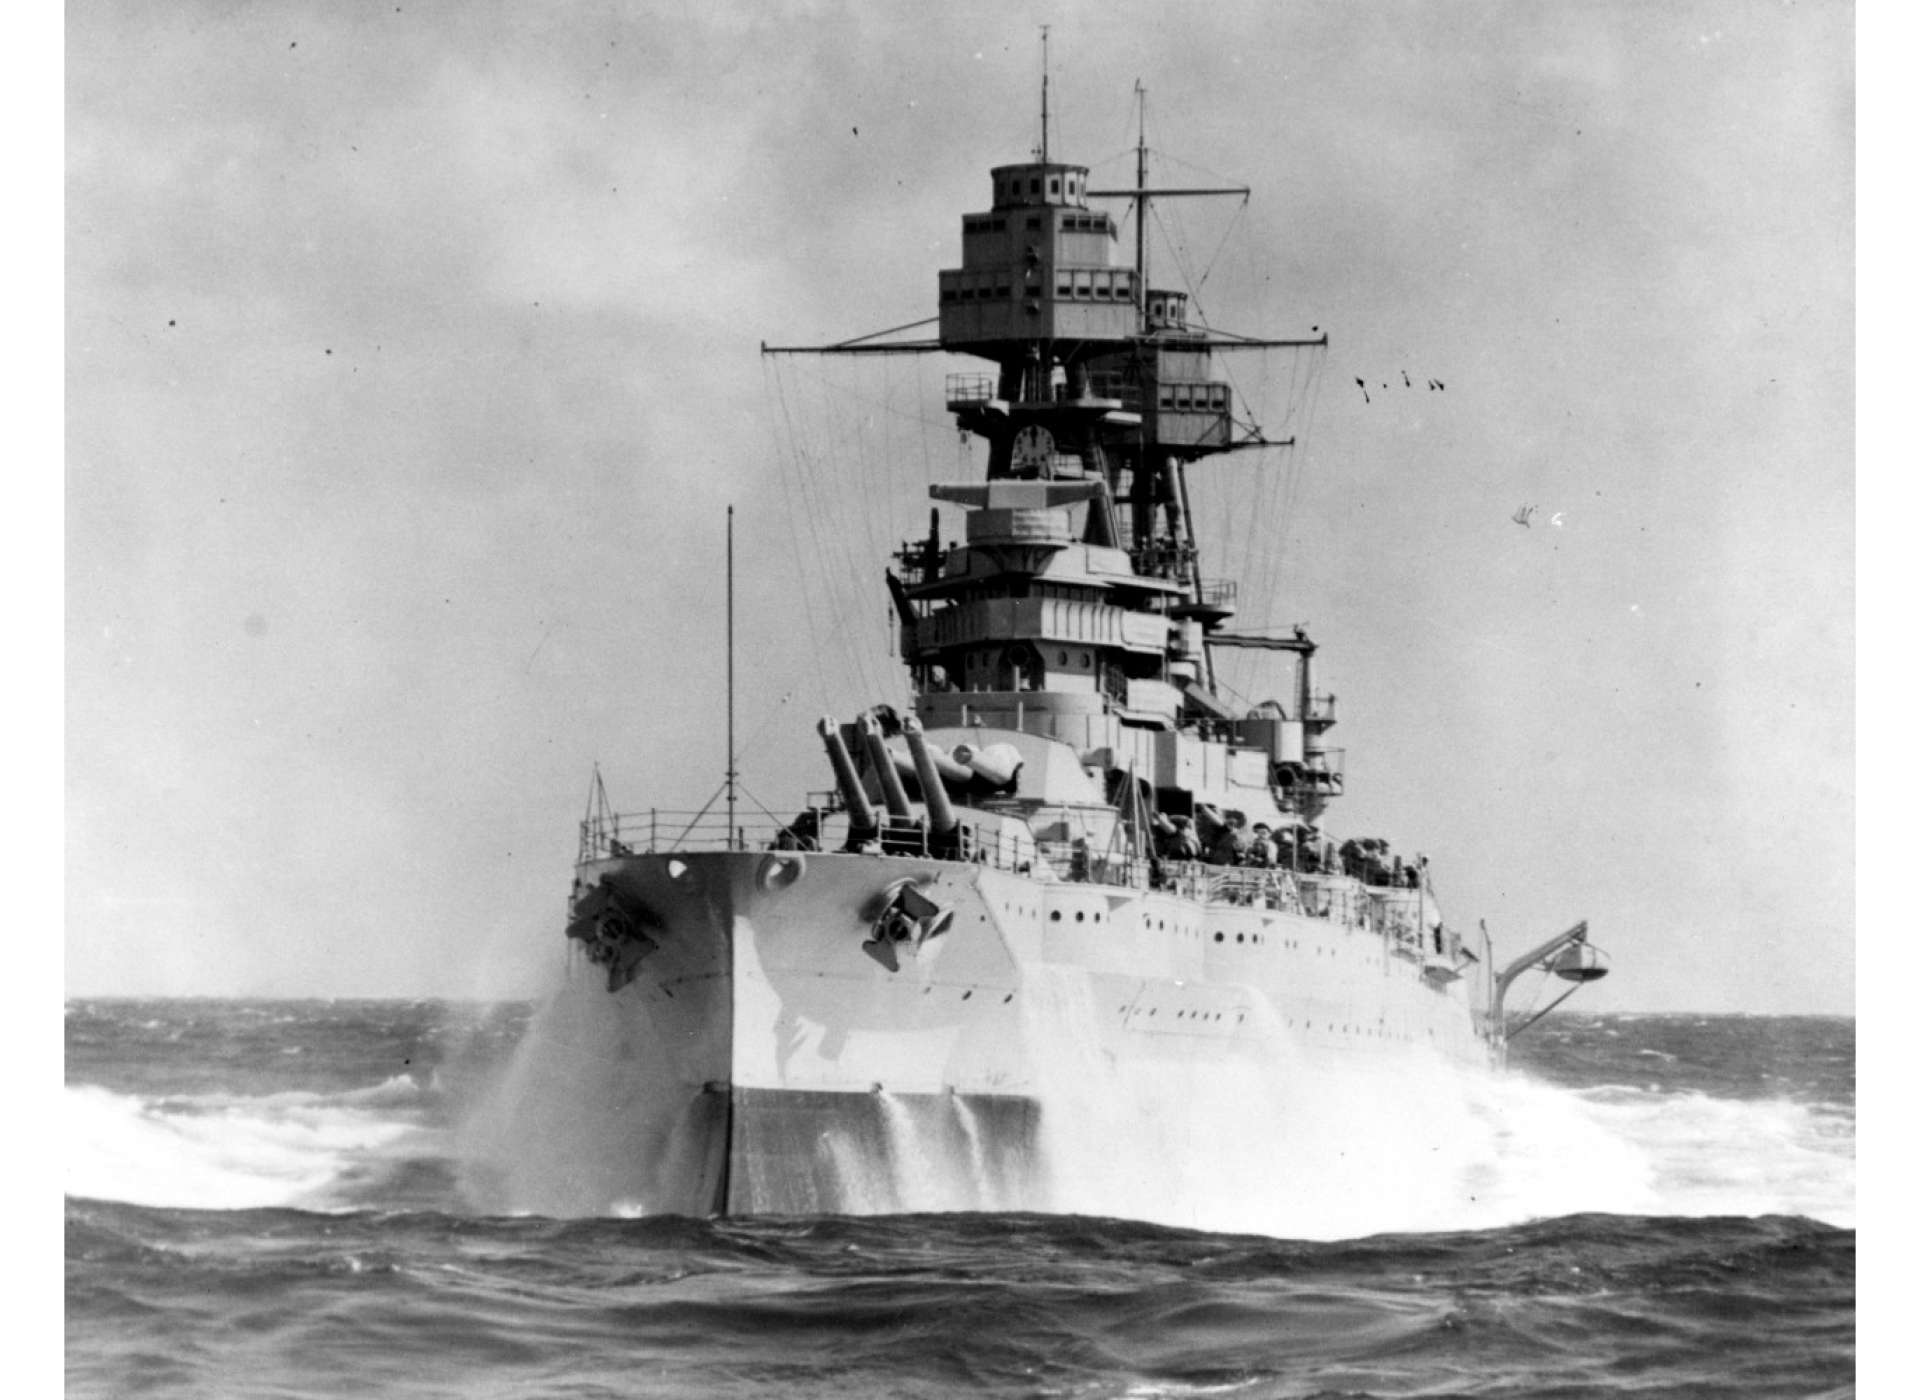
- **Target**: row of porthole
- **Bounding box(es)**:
[1134,915,1203,937]
[921,986,1016,1005]
[1035,912,1414,956]
[1285,1020,1415,1040]
[1123,1005,1247,1025]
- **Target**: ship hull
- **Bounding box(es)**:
[559,847,1496,1218]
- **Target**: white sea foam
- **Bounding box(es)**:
[64,1079,428,1211]
[1017,970,1852,1237]
[455,972,729,1217]
[1543,1081,1855,1227]
[1027,1036,1854,1238]
[68,998,1849,1232]
[468,967,1853,1231]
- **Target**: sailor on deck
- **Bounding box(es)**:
[1247,823,1278,868]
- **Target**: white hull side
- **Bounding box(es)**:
[569,849,1494,1216]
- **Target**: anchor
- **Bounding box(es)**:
[862,880,954,972]
[565,878,661,992]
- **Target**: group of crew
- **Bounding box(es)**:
[777,801,1428,894]
[1149,809,1426,889]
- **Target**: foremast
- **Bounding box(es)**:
[898,92,1340,829]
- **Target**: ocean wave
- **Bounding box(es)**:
[65,1202,1852,1400]
[65,1080,440,1212]
[1556,1081,1855,1227]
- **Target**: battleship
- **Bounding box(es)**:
[556,89,1607,1218]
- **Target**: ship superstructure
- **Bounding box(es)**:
[553,93,1605,1220]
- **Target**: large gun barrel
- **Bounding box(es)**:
[816,716,876,833]
[903,717,959,836]
[859,713,914,820]
[888,740,971,792]
[950,741,1023,790]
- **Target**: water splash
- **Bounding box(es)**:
[454,971,726,1217]
[1021,990,1852,1236]
[952,1094,1001,1211]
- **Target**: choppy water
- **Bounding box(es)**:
[66,1000,1854,1397]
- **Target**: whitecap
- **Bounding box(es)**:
[65,1080,434,1212]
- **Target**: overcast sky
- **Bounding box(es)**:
[65,0,1853,1012]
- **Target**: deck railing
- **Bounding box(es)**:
[577,806,1461,958]
[579,807,1053,876]
[944,373,995,406]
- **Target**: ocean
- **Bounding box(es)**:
[65,1000,1854,1398]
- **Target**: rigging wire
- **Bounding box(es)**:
[768,358,889,706]
[764,360,859,709]
[1150,144,1247,191]
[768,351,944,712]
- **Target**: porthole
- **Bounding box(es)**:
[1214,932,1224,943]
[1050,910,1062,922]
[1075,910,1085,923]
